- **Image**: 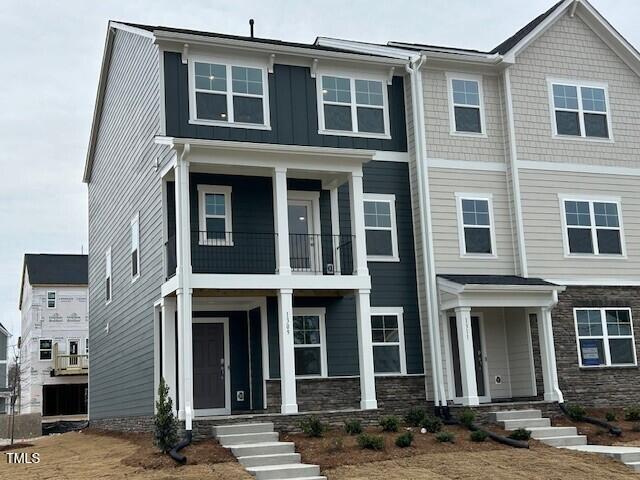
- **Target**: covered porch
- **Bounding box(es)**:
[437,275,566,406]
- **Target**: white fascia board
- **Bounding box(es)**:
[544,278,640,287]
[110,22,154,39]
[316,37,415,60]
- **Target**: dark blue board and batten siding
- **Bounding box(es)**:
[163,52,407,152]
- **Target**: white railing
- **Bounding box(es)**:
[54,354,89,374]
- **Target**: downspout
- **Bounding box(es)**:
[406,55,447,410]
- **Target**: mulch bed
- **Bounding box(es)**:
[282,424,508,470]
[82,429,236,470]
[550,408,640,446]
[0,443,34,452]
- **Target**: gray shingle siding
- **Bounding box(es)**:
[87,29,171,420]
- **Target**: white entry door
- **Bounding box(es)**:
[288,192,321,273]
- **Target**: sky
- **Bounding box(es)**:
[0,0,637,343]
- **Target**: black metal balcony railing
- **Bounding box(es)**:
[164,231,354,277]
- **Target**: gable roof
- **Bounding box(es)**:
[0,323,9,338]
[20,254,88,308]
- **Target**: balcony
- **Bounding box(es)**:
[52,354,88,376]
[165,231,354,277]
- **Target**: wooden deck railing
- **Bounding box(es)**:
[53,354,89,375]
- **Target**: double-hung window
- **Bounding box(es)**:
[363,194,399,261]
[39,339,52,361]
[575,308,636,367]
[371,307,406,375]
[105,248,112,304]
[198,185,233,246]
[318,74,389,137]
[292,308,327,377]
[46,291,56,309]
[456,194,496,256]
[447,74,485,135]
[130,213,140,281]
[561,197,624,256]
[191,59,269,127]
[549,80,611,139]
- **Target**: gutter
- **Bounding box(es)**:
[406,55,447,408]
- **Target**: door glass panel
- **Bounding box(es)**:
[289,203,311,271]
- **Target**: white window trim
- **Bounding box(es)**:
[446,72,487,137]
[363,193,399,262]
[316,68,391,139]
[39,339,52,361]
[198,185,233,246]
[46,290,56,309]
[558,194,626,258]
[455,192,497,258]
[546,77,614,143]
[187,54,271,130]
[131,213,140,283]
[573,307,637,368]
[292,307,328,379]
[105,247,112,305]
[371,306,407,376]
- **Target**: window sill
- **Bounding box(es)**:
[189,119,272,131]
[367,256,400,263]
[374,372,406,377]
[460,253,498,259]
[450,131,487,139]
[579,365,638,370]
[295,375,327,380]
[564,254,626,260]
[552,134,614,144]
[318,129,391,140]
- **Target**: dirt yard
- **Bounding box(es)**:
[0,427,637,479]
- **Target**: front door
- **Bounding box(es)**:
[288,198,318,273]
[449,315,488,400]
[193,321,228,414]
[69,340,79,366]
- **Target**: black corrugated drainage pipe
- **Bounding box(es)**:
[169,430,192,464]
[443,416,529,449]
[558,402,622,436]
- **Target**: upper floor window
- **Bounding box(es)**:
[560,197,624,256]
[130,213,140,282]
[197,185,233,246]
[549,80,611,139]
[39,339,52,361]
[575,308,636,367]
[447,73,485,135]
[105,248,112,304]
[189,59,270,129]
[371,307,407,375]
[46,291,56,309]
[363,194,399,262]
[317,73,390,138]
[456,193,496,257]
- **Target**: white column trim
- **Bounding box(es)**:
[161,297,177,413]
[329,187,342,273]
[349,172,369,276]
[356,289,377,409]
[454,306,479,406]
[277,288,297,413]
[272,167,291,275]
[538,307,564,402]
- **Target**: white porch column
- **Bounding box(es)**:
[454,307,479,406]
[277,289,297,413]
[161,297,177,413]
[329,186,341,273]
[356,289,377,409]
[348,171,369,276]
[174,153,194,429]
[273,167,291,275]
[537,307,564,402]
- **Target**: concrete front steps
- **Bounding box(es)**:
[214,422,326,480]
[491,409,640,473]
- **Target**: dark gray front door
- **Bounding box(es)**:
[449,316,486,398]
[193,323,226,410]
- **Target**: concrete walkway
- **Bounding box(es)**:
[562,444,640,472]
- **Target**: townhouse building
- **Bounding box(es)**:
[0,323,10,414]
[19,254,89,417]
[84,0,640,436]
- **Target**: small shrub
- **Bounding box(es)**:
[625,406,640,422]
[395,431,414,448]
[380,415,400,432]
[435,431,455,443]
[325,436,344,452]
[605,411,617,422]
[470,430,488,442]
[299,416,326,438]
[420,416,443,433]
[566,404,587,421]
[508,428,531,441]
[154,378,178,453]
[631,423,640,432]
[357,433,385,450]
[404,407,427,427]
[343,419,363,435]
[459,408,476,428]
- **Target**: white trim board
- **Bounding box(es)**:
[544,278,640,286]
[427,158,506,172]
[519,160,640,177]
